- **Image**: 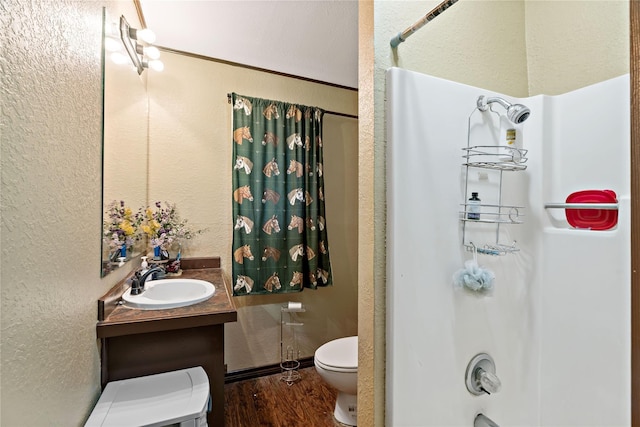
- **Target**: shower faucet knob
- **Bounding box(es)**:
[465,353,501,396]
[478,368,501,394]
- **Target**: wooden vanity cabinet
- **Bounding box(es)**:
[97,259,237,427]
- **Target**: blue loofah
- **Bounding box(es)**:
[453,260,495,293]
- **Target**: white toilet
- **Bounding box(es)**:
[85,367,210,427]
[314,335,358,426]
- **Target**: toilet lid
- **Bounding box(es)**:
[84,367,209,427]
[315,336,357,370]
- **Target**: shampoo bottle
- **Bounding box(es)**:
[467,192,481,220]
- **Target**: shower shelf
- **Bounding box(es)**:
[462,145,528,171]
[464,242,519,256]
[460,203,524,224]
[461,108,528,255]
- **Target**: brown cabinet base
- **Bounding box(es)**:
[100,324,225,427]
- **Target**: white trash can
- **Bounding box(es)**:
[85,366,210,427]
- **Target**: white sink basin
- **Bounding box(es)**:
[122,278,215,310]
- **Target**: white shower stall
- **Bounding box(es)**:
[386,67,630,426]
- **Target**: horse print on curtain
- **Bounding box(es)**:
[231,93,332,295]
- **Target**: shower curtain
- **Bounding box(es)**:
[231,93,333,295]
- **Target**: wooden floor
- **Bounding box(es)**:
[224,367,345,427]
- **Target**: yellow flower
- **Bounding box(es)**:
[142,220,161,237]
[120,220,135,236]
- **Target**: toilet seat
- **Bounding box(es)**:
[84,367,210,427]
[315,336,357,372]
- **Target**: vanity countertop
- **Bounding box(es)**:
[97,258,237,338]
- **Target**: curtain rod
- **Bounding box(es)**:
[227,94,358,119]
[390,0,460,48]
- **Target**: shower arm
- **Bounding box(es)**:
[477,96,510,111]
[390,0,460,48]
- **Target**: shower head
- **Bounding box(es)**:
[477,95,531,124]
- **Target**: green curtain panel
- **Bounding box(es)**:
[231,93,333,296]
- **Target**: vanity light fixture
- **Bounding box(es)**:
[119,15,163,74]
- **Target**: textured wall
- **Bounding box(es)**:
[378,1,530,97]
[525,1,629,95]
[358,1,377,426]
[146,51,359,371]
[1,1,143,424]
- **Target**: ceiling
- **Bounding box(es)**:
[139,0,359,89]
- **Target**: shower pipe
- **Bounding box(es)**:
[226,94,358,120]
[390,0,460,48]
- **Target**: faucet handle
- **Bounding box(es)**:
[478,368,501,394]
[465,353,501,396]
[129,274,142,295]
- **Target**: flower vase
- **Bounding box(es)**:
[120,244,127,259]
[153,246,161,260]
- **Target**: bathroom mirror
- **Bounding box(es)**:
[101,8,149,277]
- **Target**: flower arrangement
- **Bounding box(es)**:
[103,200,143,252]
[142,201,203,251]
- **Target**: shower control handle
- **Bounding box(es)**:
[478,368,501,394]
[465,353,501,396]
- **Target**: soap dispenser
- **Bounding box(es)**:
[140,256,149,274]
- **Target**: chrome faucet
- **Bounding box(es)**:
[130,266,164,295]
[475,413,499,427]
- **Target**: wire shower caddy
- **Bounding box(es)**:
[461,104,528,255]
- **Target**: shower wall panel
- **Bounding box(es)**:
[537,75,630,427]
[386,67,630,426]
[386,68,541,426]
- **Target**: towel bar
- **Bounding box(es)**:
[544,203,618,210]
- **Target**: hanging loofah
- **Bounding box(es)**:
[453,244,495,293]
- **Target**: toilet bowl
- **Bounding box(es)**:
[314,336,358,426]
[85,367,210,427]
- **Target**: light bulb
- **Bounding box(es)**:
[148,59,164,72]
[144,46,161,60]
[136,28,156,44]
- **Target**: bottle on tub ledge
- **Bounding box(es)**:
[467,192,481,220]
